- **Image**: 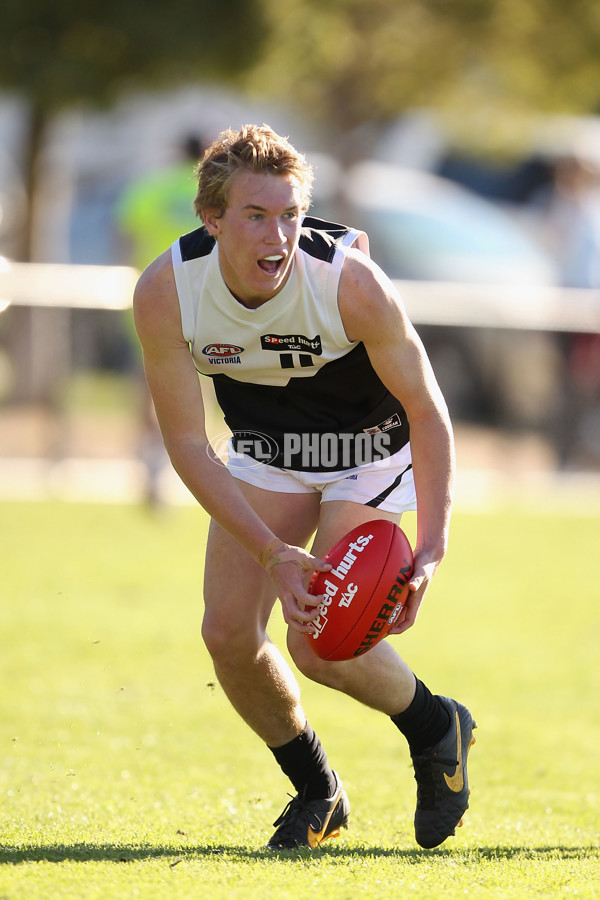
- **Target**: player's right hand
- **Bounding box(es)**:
[258,540,332,632]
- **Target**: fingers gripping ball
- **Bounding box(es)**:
[306,520,414,661]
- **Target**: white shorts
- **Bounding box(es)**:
[226,440,417,515]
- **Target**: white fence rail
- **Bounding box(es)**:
[0,259,139,312]
[2,258,600,333]
[397,280,600,333]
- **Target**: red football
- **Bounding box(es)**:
[305,519,414,661]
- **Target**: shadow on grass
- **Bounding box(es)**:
[0,843,597,865]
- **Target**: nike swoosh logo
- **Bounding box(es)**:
[443,710,464,792]
[307,788,341,849]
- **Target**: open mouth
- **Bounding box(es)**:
[258,255,284,275]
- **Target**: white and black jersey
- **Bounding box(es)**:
[172,217,409,471]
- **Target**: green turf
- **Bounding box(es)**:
[0,500,598,899]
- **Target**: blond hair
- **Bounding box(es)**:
[193,124,313,218]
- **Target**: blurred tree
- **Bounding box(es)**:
[248,0,600,160]
[0,0,598,407]
[0,0,266,401]
[0,0,267,261]
[4,0,600,260]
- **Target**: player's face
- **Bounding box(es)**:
[203,169,304,308]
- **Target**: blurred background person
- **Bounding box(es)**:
[533,151,600,469]
[117,133,207,271]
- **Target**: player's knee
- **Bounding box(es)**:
[201,612,236,661]
[201,610,260,666]
[289,636,332,685]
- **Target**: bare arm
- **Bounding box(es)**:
[133,253,328,618]
[339,251,455,631]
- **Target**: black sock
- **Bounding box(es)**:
[268,723,337,801]
[390,677,451,756]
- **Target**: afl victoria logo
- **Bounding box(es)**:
[202,343,244,357]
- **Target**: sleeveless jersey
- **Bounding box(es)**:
[171,216,410,472]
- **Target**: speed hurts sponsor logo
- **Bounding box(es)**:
[328,532,374,581]
[202,344,244,365]
[310,532,374,639]
[260,333,323,354]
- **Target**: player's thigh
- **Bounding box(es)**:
[310,499,399,557]
[203,481,321,646]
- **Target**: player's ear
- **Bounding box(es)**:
[202,208,222,237]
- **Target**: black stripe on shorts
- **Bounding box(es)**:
[365,464,413,508]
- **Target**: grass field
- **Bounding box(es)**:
[0,500,598,899]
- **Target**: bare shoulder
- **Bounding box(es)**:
[133,250,184,348]
[338,248,410,345]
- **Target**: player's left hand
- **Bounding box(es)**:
[387,548,440,635]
